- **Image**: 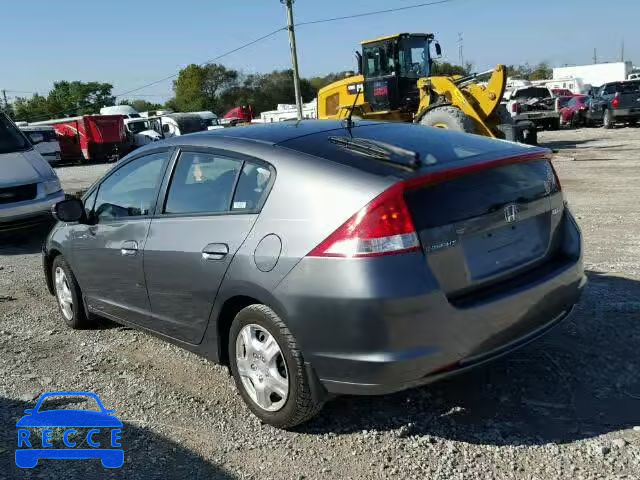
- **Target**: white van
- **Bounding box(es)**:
[19,126,62,165]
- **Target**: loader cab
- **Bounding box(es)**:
[360,33,436,113]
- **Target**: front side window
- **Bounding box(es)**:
[94,151,168,221]
[0,113,30,154]
[164,151,242,215]
[399,37,429,78]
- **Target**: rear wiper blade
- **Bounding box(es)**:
[328,136,421,170]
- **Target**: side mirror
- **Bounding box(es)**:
[52,197,86,223]
[434,42,442,57]
[24,409,35,415]
[29,133,44,145]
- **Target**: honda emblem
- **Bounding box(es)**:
[504,204,519,223]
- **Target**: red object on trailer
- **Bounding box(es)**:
[222,105,255,124]
[31,115,127,163]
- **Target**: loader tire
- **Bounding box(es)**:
[420,106,476,134]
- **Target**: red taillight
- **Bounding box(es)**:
[612,93,620,109]
[307,184,420,258]
[511,102,520,114]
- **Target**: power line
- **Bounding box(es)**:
[20,0,456,119]
[114,0,455,98]
[112,27,285,99]
[5,89,40,95]
[295,0,453,27]
[24,27,285,121]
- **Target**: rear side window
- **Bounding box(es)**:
[232,163,272,211]
[405,160,559,229]
[164,151,242,214]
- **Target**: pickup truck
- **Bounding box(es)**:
[585,80,640,128]
[506,86,561,130]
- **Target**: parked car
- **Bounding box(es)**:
[506,86,561,130]
[43,120,586,428]
[0,112,64,232]
[585,80,640,128]
[559,95,590,127]
[19,125,62,165]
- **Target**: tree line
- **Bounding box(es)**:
[5,61,553,122]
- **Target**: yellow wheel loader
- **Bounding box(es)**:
[318,33,536,144]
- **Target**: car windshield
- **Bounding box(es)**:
[25,129,58,142]
[0,113,31,154]
[37,395,103,412]
[513,87,551,99]
[127,121,149,134]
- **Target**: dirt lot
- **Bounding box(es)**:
[1,127,639,479]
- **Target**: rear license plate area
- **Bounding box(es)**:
[463,218,547,280]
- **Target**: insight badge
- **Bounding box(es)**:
[15,391,124,469]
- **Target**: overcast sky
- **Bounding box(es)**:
[2,0,638,102]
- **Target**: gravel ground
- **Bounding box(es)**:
[55,162,111,196]
[1,127,640,479]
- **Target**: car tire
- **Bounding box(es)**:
[51,256,89,329]
[549,118,560,131]
[420,106,476,134]
[603,110,614,129]
[229,304,325,429]
[570,113,582,128]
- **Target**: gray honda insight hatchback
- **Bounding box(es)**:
[43,120,586,428]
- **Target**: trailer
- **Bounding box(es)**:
[30,115,126,163]
[553,62,632,88]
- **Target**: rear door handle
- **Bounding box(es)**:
[121,240,138,256]
[202,243,229,260]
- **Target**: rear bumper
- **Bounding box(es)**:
[276,212,585,396]
[611,108,640,120]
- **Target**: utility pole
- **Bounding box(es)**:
[457,33,464,68]
[621,39,625,62]
[593,48,598,64]
[281,0,303,120]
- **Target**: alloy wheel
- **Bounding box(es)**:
[235,324,289,412]
[54,267,73,321]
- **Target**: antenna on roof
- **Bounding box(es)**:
[345,86,362,130]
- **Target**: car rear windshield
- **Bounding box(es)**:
[512,87,551,99]
[613,82,640,94]
[0,113,30,154]
[24,129,58,142]
[279,122,526,176]
[405,160,559,229]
